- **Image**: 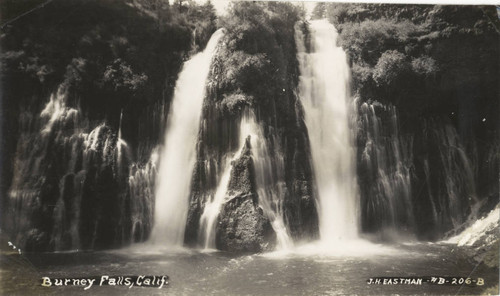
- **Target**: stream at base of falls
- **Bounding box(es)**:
[1,242,497,295]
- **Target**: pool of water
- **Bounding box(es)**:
[1,241,497,295]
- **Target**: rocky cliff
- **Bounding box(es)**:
[1,1,498,252]
[185,2,318,251]
[319,3,499,240]
[1,0,216,251]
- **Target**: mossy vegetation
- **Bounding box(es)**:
[214,1,305,116]
[315,3,499,239]
[0,0,217,250]
[1,0,217,138]
[315,3,499,124]
[186,2,319,248]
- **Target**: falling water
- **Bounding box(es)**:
[421,119,478,231]
[199,142,242,250]
[150,29,224,246]
[242,112,293,250]
[9,83,133,251]
[199,111,293,250]
[357,102,415,236]
[199,159,233,249]
[128,150,158,243]
[117,109,131,171]
[295,20,359,243]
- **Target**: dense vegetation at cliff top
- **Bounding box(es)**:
[1,0,216,121]
[314,3,499,240]
[314,4,499,132]
[185,2,319,247]
[1,0,217,128]
[0,0,217,232]
[213,1,305,117]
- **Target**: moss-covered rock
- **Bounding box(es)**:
[186,2,319,249]
[215,138,275,252]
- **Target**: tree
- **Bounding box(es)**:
[372,50,410,87]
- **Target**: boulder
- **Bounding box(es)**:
[215,137,276,252]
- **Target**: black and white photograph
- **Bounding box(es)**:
[0,0,499,295]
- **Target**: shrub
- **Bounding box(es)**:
[339,19,419,65]
[101,58,148,93]
[411,55,438,76]
[372,50,411,86]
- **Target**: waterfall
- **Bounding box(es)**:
[420,119,478,232]
[356,100,478,238]
[240,111,293,250]
[295,20,359,243]
[128,150,158,243]
[199,159,233,249]
[117,109,131,171]
[150,29,224,246]
[199,111,293,250]
[357,102,415,237]
[198,130,244,250]
[8,82,134,251]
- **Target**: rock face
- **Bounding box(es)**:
[215,138,276,252]
[185,2,319,250]
[321,3,499,240]
[7,87,132,251]
[217,197,275,252]
[1,0,217,251]
[4,1,497,253]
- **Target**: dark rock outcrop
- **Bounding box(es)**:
[1,0,217,251]
[185,2,319,250]
[215,138,276,252]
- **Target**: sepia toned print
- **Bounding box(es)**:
[0,1,498,295]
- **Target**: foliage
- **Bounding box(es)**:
[215,1,305,116]
[411,55,438,77]
[101,59,148,93]
[1,0,217,124]
[320,2,499,122]
[338,18,420,65]
[219,92,251,115]
[372,50,410,87]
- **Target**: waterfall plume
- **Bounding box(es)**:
[150,29,224,246]
[295,20,359,243]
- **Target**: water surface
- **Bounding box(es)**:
[1,242,497,295]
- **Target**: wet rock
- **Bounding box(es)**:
[186,3,320,250]
[215,138,276,252]
[216,194,275,252]
[24,229,49,252]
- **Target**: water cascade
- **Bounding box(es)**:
[419,119,478,233]
[8,83,133,251]
[357,102,415,236]
[198,131,245,250]
[356,101,478,238]
[295,20,359,243]
[42,87,83,250]
[150,29,224,246]
[199,159,233,249]
[240,112,293,250]
[128,150,158,243]
[199,111,293,250]
[116,109,131,172]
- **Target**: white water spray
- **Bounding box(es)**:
[199,112,293,250]
[150,29,224,246]
[199,156,235,249]
[241,112,293,250]
[296,20,359,243]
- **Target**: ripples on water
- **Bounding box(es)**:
[1,241,497,295]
